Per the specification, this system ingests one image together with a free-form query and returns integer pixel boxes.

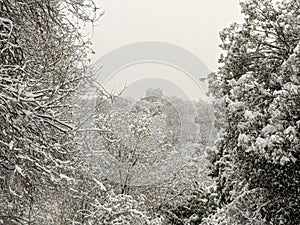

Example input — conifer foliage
[205,0,300,224]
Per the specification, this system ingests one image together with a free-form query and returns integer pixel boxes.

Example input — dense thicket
[0,2,168,224]
[204,0,300,224]
[0,0,98,223]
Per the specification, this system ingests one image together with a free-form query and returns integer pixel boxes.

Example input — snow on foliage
[84,191,163,225]
[204,0,300,224]
[0,0,100,224]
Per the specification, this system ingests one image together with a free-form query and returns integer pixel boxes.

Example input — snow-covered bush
[82,191,163,225]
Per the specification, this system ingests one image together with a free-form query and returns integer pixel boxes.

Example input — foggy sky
[87,0,244,71]
[84,1,245,100]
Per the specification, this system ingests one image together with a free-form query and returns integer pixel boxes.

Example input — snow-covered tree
[205,0,300,224]
[95,94,215,224]
[0,1,100,223]
[81,190,163,225]
[95,96,180,192]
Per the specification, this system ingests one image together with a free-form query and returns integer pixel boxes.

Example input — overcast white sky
[88,0,244,71]
[85,0,245,100]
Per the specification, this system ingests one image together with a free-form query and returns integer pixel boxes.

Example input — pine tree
[205,0,300,224]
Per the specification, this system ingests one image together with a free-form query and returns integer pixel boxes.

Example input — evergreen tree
[205,0,300,224]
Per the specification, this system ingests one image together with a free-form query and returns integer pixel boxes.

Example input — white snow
[15,165,24,177]
[261,125,276,135]
[255,137,268,149]
[93,178,107,191]
[8,141,13,150]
